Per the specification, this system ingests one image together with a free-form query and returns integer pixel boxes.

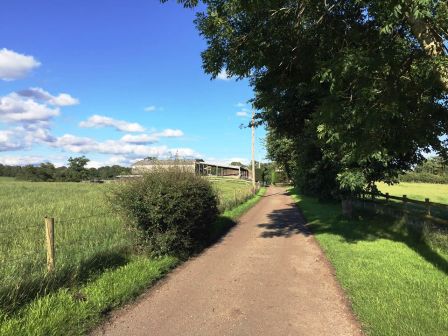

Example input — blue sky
[0,0,266,167]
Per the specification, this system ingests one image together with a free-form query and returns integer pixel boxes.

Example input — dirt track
[94,186,363,336]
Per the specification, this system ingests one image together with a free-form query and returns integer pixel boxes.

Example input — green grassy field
[377,182,448,204]
[0,177,254,314]
[291,191,448,336]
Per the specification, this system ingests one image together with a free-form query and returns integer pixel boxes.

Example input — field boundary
[0,187,267,336]
[357,192,448,229]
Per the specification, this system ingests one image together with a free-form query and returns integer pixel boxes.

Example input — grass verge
[290,190,448,336]
[210,187,267,241]
[0,187,266,336]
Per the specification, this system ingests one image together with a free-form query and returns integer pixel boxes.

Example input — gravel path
[94,186,363,336]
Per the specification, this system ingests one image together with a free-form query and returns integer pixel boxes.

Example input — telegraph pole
[251,110,256,188]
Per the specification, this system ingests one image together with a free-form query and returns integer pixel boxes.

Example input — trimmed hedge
[109,167,219,257]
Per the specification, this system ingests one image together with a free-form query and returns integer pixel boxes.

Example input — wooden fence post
[385,193,389,204]
[403,195,407,213]
[425,198,431,216]
[45,217,55,272]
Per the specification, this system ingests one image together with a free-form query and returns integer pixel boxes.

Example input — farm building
[132,159,250,179]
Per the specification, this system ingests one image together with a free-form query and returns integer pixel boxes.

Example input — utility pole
[251,110,256,188]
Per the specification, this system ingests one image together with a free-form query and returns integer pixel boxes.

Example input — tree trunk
[407,16,448,91]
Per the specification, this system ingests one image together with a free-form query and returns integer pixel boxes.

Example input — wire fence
[0,186,261,270]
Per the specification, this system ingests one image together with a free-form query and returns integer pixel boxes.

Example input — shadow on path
[257,205,311,238]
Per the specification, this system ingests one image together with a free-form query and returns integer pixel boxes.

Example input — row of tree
[400,157,448,184]
[0,156,131,182]
[171,0,448,198]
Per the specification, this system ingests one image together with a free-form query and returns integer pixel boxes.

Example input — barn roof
[132,159,248,171]
[133,159,196,166]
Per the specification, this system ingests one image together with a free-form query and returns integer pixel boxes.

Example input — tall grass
[0,178,254,313]
[0,186,266,336]
[0,181,134,313]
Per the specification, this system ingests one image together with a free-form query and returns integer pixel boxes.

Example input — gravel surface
[93,186,363,336]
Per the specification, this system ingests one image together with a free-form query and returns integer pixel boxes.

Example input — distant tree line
[400,157,448,184]
[0,156,131,182]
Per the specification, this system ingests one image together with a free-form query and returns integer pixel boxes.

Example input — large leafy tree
[167,0,448,196]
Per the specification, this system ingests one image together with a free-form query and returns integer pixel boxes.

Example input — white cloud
[236,102,246,108]
[0,130,23,151]
[216,69,231,81]
[0,49,41,81]
[169,147,198,157]
[18,88,79,106]
[154,129,184,137]
[0,155,46,166]
[120,129,183,144]
[0,92,60,123]
[236,111,249,117]
[144,105,156,112]
[79,115,145,132]
[0,123,55,152]
[52,133,199,159]
[121,134,158,144]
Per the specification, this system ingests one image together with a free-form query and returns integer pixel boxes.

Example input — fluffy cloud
[0,124,55,152]
[0,88,77,151]
[0,92,60,123]
[120,129,183,144]
[0,49,41,81]
[0,130,23,151]
[236,102,246,108]
[79,115,145,132]
[18,88,79,106]
[120,134,158,144]
[0,155,46,166]
[51,133,199,160]
[154,129,184,137]
[0,88,79,125]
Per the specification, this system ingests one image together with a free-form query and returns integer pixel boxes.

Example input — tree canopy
[168,0,448,197]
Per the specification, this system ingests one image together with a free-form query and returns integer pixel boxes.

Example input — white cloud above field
[0,88,79,151]
[79,115,145,132]
[0,48,41,81]
[50,133,198,160]
[120,134,158,144]
[0,155,46,166]
[0,92,60,123]
[119,129,183,144]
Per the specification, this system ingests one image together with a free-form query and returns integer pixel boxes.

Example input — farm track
[94,186,363,336]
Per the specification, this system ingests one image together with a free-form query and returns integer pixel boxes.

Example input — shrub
[109,166,219,257]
